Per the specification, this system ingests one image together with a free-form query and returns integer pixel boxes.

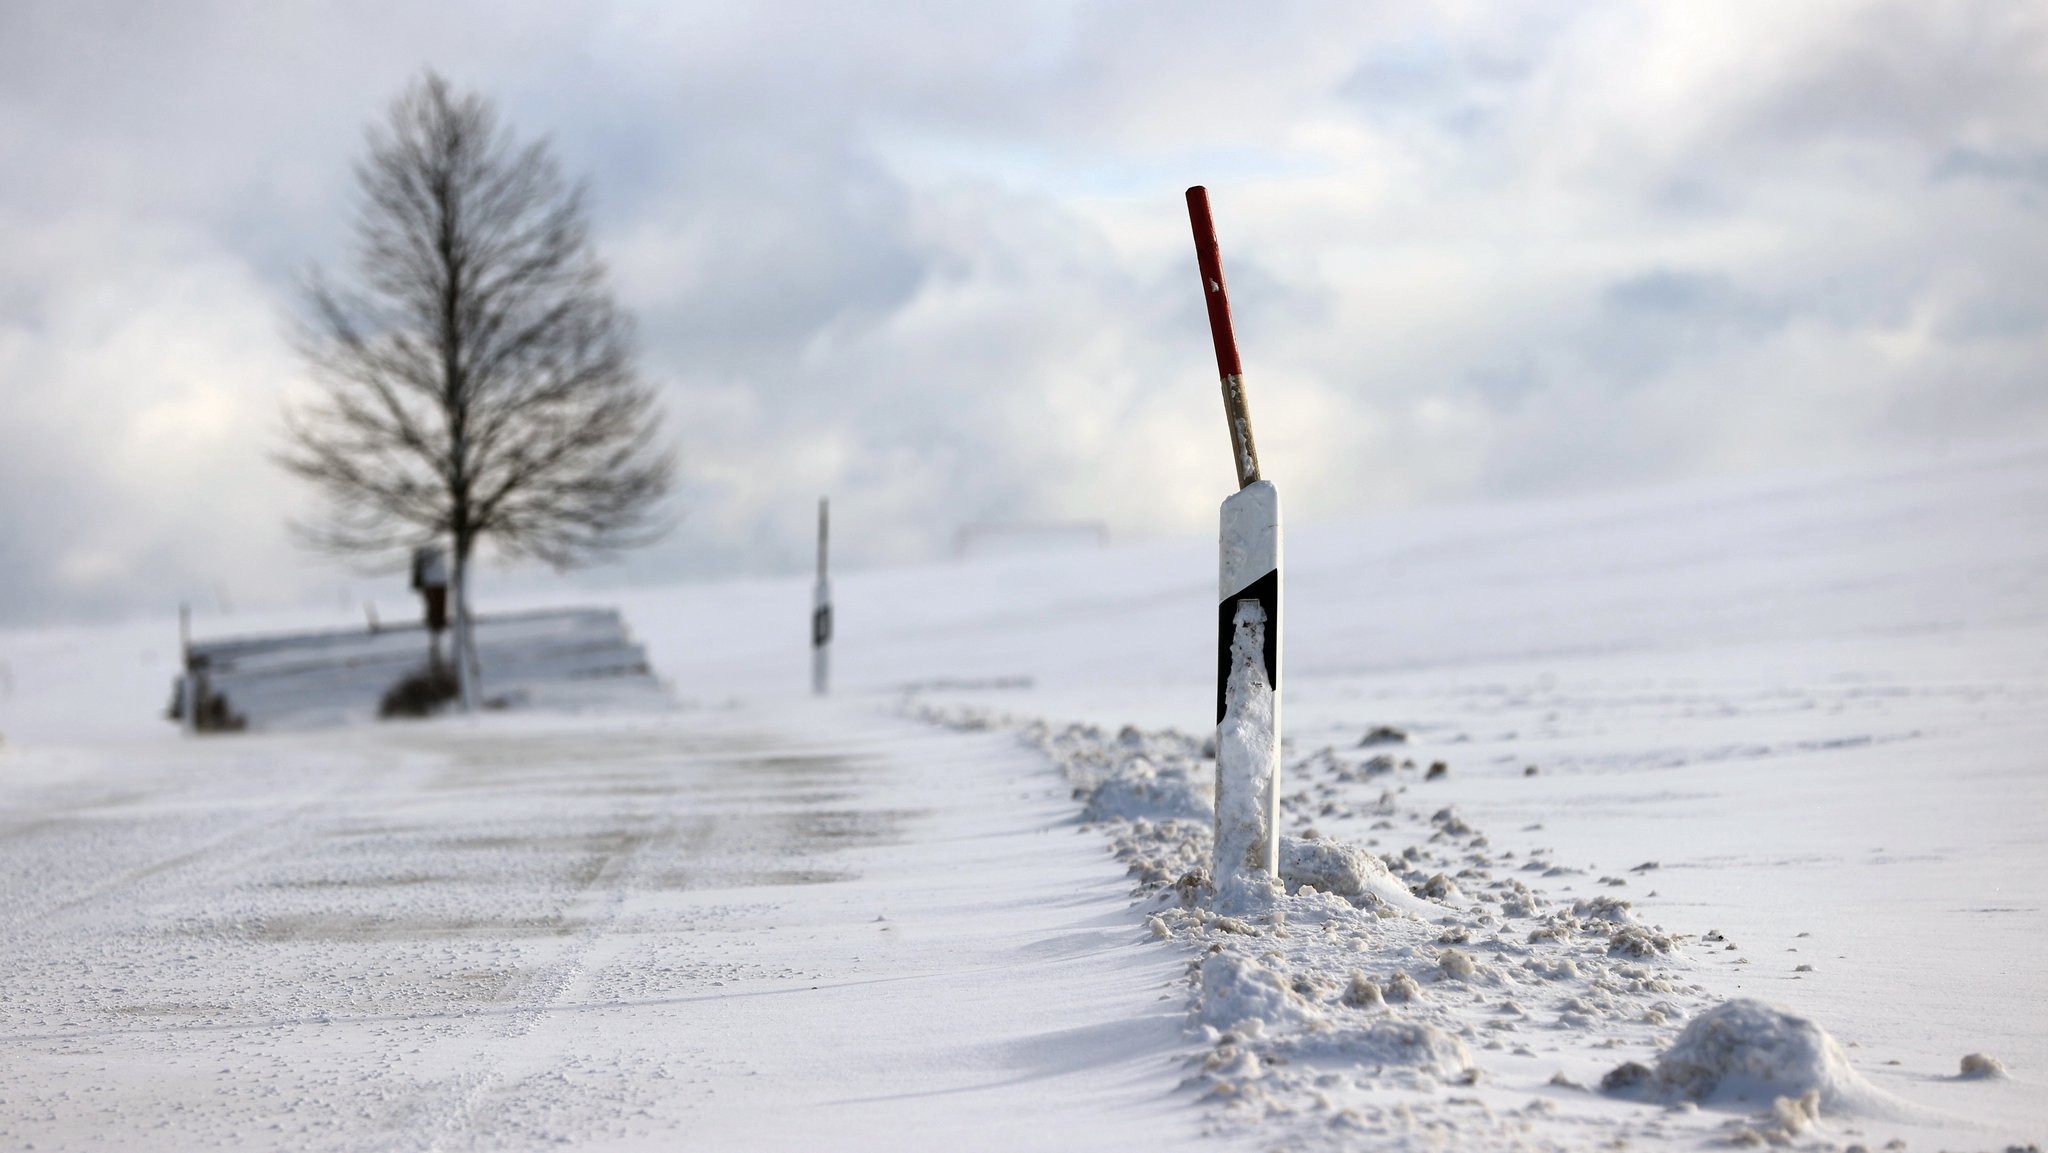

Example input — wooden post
[1187,185,1283,887]
[812,497,832,696]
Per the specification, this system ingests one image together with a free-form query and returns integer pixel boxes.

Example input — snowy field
[2,445,2044,1150]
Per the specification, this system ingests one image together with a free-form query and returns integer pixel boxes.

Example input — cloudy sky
[2,1,2044,626]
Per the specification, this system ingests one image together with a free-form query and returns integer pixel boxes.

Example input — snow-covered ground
[0,706,1198,1150]
[2,444,2044,1150]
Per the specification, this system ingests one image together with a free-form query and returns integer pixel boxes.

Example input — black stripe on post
[1215,568,1280,725]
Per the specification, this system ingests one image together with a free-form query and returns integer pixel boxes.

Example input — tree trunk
[452,545,478,714]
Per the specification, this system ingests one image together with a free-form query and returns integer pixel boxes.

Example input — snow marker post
[1188,185,1283,884]
[812,497,832,696]
[179,602,196,733]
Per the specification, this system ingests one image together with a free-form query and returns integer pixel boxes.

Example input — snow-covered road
[0,705,1201,1151]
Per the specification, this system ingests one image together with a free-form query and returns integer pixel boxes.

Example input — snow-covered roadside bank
[0,704,1210,1151]
[912,695,2043,1151]
[877,446,2048,1151]
[868,449,2048,1150]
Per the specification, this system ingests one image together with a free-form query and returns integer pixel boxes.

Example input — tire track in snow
[406,728,704,1152]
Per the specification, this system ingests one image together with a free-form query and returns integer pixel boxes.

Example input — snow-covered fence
[170,607,663,731]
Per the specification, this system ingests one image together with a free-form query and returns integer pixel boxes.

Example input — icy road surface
[0,705,1202,1151]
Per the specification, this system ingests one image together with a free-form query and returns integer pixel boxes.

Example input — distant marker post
[179,602,196,733]
[812,497,832,696]
[1187,185,1283,884]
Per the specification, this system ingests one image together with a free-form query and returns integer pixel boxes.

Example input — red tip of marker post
[1185,187,1243,380]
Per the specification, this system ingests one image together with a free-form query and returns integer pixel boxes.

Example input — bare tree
[280,72,673,711]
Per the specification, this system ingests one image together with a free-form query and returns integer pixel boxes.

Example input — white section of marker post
[1217,481,1282,882]
[1188,185,1282,889]
[1219,482,1279,602]
[812,497,832,696]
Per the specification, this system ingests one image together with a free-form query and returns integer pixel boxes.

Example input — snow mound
[1082,754,1213,824]
[1957,1052,2008,1080]
[1612,998,1903,1116]
[1571,895,1638,925]
[1197,952,1473,1081]
[1287,1018,1474,1080]
[1277,834,1435,915]
[1199,951,1314,1034]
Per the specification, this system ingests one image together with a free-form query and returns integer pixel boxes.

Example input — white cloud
[1,0,2044,623]
[0,209,320,616]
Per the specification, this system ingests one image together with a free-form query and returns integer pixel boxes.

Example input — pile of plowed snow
[914,705,1916,1150]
